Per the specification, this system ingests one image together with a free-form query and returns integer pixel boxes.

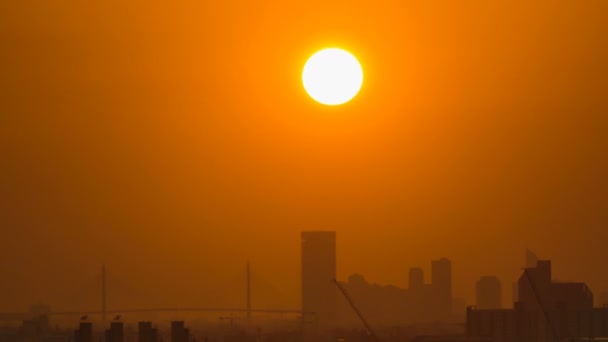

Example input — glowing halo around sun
[302,48,363,106]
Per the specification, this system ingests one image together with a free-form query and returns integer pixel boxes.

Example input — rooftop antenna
[246,262,251,321]
[102,264,107,327]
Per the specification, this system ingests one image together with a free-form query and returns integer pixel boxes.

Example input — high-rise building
[138,322,157,342]
[301,231,337,325]
[467,260,600,342]
[171,321,189,342]
[476,276,502,309]
[21,316,49,341]
[105,322,124,342]
[518,260,552,311]
[75,322,93,342]
[431,258,452,318]
[518,260,592,311]
[525,249,538,268]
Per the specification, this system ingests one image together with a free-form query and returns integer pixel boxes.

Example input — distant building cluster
[475,276,501,310]
[300,231,455,325]
[336,258,453,325]
[4,232,608,342]
[72,321,186,342]
[467,260,608,342]
[300,232,608,342]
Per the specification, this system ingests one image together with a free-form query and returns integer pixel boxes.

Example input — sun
[302,48,363,106]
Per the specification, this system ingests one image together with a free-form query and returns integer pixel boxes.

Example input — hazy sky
[1,0,608,312]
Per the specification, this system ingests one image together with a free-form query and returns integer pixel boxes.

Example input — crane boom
[522,268,560,342]
[333,279,380,341]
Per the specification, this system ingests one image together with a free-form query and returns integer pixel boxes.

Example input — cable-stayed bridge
[0,263,311,322]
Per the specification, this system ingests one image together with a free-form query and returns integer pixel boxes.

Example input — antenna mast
[102,264,107,326]
[247,263,251,320]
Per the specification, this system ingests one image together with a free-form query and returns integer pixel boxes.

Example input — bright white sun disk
[302,48,363,106]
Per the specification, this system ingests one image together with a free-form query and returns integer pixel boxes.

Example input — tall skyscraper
[138,322,158,342]
[432,258,452,318]
[105,322,124,342]
[525,248,538,268]
[476,276,502,309]
[171,321,189,342]
[518,260,552,311]
[301,231,337,325]
[75,322,93,342]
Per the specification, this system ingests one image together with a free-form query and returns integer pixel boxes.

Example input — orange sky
[1,0,608,313]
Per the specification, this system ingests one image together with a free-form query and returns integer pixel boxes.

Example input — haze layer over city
[1,1,608,342]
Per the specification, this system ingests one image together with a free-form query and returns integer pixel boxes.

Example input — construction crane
[522,268,560,342]
[333,279,381,342]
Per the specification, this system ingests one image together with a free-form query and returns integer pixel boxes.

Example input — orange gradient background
[1,0,608,312]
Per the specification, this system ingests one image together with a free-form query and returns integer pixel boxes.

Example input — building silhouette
[432,258,453,319]
[171,321,190,342]
[20,315,50,342]
[476,276,502,309]
[338,273,408,324]
[511,249,539,306]
[467,259,607,342]
[337,258,455,325]
[74,322,92,342]
[518,260,592,311]
[105,322,124,342]
[138,322,158,342]
[525,249,538,268]
[301,231,337,325]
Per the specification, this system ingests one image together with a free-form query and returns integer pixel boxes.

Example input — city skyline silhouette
[5,231,608,342]
[2,0,608,341]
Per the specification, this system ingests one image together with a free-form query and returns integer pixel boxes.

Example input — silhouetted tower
[525,248,538,268]
[75,322,93,342]
[476,276,502,309]
[518,260,552,311]
[247,263,251,320]
[105,322,124,342]
[432,258,452,318]
[102,264,107,327]
[301,231,337,325]
[518,260,593,312]
[409,267,424,291]
[171,321,189,342]
[138,322,158,342]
